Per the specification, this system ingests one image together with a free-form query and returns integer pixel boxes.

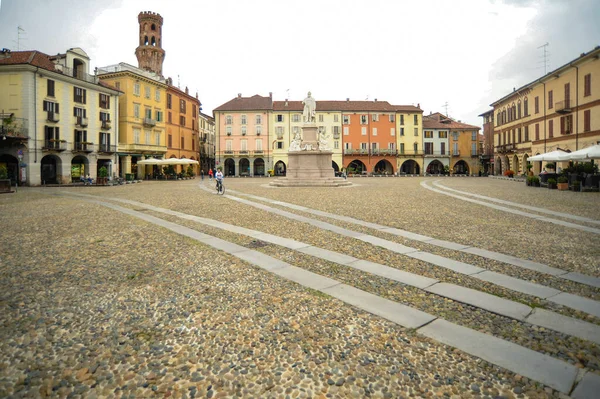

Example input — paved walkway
[58,185,600,397]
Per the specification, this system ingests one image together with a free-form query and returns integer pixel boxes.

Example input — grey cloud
[0,0,123,54]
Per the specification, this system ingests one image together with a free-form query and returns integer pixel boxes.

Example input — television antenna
[537,42,550,75]
[442,101,449,116]
[13,26,27,51]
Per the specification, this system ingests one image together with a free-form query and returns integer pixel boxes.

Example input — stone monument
[270,92,351,187]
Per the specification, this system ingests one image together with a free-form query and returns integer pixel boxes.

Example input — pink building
[213,93,272,176]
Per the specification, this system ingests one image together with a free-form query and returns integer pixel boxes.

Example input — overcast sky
[1,0,598,126]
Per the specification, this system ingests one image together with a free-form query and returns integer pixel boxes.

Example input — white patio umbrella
[556,144,600,161]
[137,158,163,165]
[528,150,568,162]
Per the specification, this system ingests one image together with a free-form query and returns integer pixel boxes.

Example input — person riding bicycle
[215,168,224,192]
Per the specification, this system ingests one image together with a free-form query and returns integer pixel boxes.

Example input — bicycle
[215,179,225,195]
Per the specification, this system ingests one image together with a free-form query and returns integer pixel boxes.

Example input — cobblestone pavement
[0,176,598,398]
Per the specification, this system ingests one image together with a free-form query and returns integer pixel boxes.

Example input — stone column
[122,155,132,175]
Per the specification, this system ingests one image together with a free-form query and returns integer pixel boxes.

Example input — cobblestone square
[1,177,598,398]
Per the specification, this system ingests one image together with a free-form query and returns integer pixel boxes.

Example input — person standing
[208,168,213,181]
[201,169,204,180]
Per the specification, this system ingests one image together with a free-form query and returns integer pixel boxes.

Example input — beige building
[0,48,120,186]
[490,46,600,175]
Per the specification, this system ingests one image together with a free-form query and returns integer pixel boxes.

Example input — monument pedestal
[270,96,351,187]
[270,150,351,187]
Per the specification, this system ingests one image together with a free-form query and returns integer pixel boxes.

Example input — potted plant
[0,164,11,192]
[531,176,540,187]
[557,176,569,190]
[97,166,108,185]
[547,177,557,189]
[186,165,194,179]
[572,180,581,192]
[545,162,556,171]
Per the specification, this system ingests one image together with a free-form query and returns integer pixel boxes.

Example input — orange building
[338,101,399,174]
[165,80,201,175]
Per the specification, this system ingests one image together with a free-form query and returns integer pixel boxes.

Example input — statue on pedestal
[289,132,302,152]
[318,129,331,151]
[302,91,316,123]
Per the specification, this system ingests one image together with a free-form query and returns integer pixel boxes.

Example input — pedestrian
[208,168,213,181]
[201,169,204,180]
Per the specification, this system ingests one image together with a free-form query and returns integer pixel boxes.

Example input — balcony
[452,150,460,156]
[43,139,67,151]
[495,144,515,153]
[424,151,450,157]
[97,144,116,153]
[276,133,284,140]
[371,149,397,156]
[224,150,234,155]
[143,118,156,127]
[47,111,59,122]
[332,132,340,139]
[73,142,94,153]
[555,99,572,114]
[77,116,88,127]
[397,150,424,157]
[101,120,112,130]
[343,149,369,155]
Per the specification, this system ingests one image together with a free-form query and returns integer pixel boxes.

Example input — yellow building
[165,80,201,176]
[396,106,424,174]
[199,112,216,173]
[490,46,600,175]
[0,48,120,185]
[97,63,167,179]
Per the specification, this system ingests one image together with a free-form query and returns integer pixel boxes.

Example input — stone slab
[548,293,600,318]
[417,319,578,394]
[561,272,600,289]
[296,246,358,265]
[424,283,532,320]
[347,260,438,289]
[378,228,432,241]
[252,232,310,250]
[474,271,562,299]
[272,266,341,291]
[572,371,600,399]
[357,235,416,254]
[526,308,600,345]
[408,252,485,275]
[461,247,565,276]
[234,250,290,271]
[197,237,249,254]
[423,239,471,251]
[322,284,436,329]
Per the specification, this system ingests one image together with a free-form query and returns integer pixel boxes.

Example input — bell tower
[135,11,165,76]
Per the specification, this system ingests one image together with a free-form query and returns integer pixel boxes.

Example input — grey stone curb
[433,180,600,225]
[231,187,600,289]
[421,181,600,234]
[221,192,600,317]
[72,194,592,396]
[418,319,578,394]
[70,191,600,345]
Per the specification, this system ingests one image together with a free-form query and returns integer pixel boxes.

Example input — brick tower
[135,11,165,76]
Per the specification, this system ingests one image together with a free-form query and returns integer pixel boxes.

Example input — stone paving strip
[431,180,600,226]
[67,194,591,395]
[201,187,600,319]
[72,192,600,347]
[420,180,600,235]
[230,187,600,290]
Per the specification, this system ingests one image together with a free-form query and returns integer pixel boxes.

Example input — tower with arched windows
[135,11,165,76]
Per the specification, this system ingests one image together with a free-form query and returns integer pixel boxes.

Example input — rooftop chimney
[346,98,349,101]
[269,92,272,99]
[185,86,189,95]
[237,93,241,99]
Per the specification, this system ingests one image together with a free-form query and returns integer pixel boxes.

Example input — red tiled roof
[213,94,273,111]
[271,100,423,113]
[423,112,480,130]
[0,50,57,72]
